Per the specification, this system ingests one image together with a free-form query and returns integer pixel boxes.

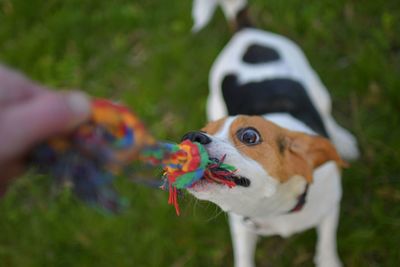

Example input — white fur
[192,0,219,32]
[192,0,247,32]
[207,28,359,160]
[188,114,343,267]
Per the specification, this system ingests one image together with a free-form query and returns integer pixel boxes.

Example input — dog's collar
[288,184,309,213]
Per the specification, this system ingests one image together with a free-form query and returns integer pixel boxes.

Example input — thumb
[0,91,91,161]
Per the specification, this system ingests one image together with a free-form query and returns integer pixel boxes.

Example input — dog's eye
[237,127,262,145]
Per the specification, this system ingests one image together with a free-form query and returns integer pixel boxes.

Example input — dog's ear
[285,132,347,182]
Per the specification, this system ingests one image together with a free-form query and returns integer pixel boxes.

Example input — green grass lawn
[0,0,399,266]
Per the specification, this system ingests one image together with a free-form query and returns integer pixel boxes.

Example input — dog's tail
[191,0,252,32]
[324,115,360,161]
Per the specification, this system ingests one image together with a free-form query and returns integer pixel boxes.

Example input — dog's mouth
[231,175,251,187]
[201,157,251,188]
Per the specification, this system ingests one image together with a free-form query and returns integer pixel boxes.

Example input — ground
[0,0,399,266]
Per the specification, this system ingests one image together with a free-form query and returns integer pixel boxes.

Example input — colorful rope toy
[31,99,237,214]
[141,140,237,215]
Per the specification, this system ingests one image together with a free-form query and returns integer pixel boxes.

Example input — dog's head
[183,115,345,217]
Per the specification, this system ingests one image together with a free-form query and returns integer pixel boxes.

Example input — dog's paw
[235,262,255,267]
[314,255,343,267]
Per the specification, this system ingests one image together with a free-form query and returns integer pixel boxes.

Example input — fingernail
[65,91,91,121]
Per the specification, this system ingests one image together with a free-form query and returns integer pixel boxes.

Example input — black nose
[181,131,211,145]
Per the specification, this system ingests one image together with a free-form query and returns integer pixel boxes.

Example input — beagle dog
[184,0,360,266]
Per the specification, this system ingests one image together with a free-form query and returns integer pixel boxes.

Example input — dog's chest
[231,161,342,238]
[238,210,322,238]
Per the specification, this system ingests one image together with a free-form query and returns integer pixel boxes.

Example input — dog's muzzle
[182,131,251,187]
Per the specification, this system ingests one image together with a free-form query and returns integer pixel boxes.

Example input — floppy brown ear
[287,132,348,182]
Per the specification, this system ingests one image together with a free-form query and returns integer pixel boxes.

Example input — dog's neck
[259,175,309,217]
[219,174,309,218]
[241,184,309,230]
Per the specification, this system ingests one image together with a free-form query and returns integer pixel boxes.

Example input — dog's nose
[181,131,211,145]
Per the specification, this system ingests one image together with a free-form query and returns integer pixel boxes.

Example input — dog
[181,1,360,266]
[183,115,345,267]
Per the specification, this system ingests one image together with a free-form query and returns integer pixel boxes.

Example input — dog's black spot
[242,216,260,229]
[221,74,329,137]
[243,216,251,222]
[242,44,280,64]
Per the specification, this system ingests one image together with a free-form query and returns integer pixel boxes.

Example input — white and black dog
[181,1,360,267]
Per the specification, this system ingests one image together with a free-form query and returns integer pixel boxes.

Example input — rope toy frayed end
[142,141,237,215]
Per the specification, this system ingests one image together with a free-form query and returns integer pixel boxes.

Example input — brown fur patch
[227,115,345,183]
[201,117,228,135]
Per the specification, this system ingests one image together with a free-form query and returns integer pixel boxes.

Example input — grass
[0,0,399,266]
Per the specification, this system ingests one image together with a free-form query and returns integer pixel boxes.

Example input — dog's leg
[229,213,258,267]
[314,206,342,267]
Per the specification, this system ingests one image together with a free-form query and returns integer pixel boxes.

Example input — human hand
[0,64,91,195]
